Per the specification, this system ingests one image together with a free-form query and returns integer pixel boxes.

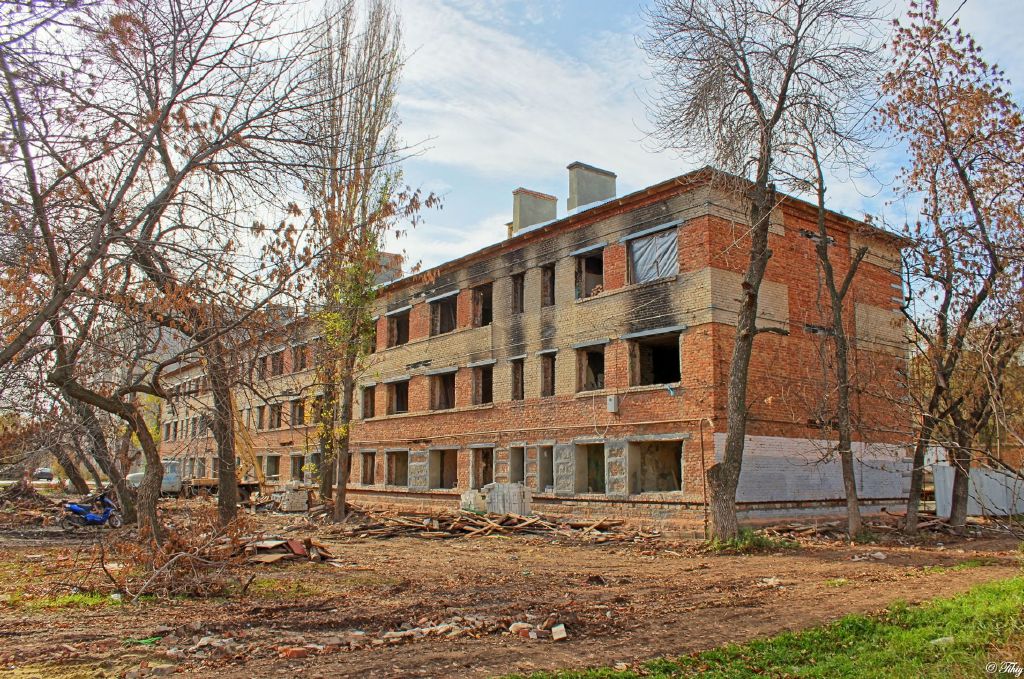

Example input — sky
[387,0,1024,272]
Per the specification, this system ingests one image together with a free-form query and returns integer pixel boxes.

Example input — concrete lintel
[360,381,377,388]
[466,358,497,368]
[568,241,608,258]
[571,436,605,445]
[428,445,460,451]
[619,219,682,243]
[469,443,496,449]
[621,325,687,340]
[381,374,410,384]
[506,353,527,361]
[385,304,411,317]
[384,447,409,453]
[424,289,460,305]
[625,433,692,443]
[424,366,459,376]
[571,338,610,349]
[358,448,377,454]
[535,348,559,356]
[508,441,529,449]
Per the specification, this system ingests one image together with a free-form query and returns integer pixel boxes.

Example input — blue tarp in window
[629,228,678,283]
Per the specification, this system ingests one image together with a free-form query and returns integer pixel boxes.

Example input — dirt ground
[0,501,1020,679]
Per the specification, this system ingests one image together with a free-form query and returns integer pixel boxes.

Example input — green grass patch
[922,558,996,575]
[704,528,799,554]
[512,577,1024,678]
[25,591,113,609]
[825,577,849,588]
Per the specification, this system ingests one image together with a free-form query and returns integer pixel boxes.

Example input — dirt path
[0,524,1018,678]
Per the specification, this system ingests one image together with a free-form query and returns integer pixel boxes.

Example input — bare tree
[643,0,883,538]
[878,0,1024,534]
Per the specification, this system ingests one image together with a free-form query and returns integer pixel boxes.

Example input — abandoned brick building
[158,163,910,527]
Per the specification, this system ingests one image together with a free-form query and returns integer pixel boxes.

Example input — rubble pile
[760,510,1002,542]
[0,480,57,526]
[238,535,337,565]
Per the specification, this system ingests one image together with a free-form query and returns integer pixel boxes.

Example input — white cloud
[385,211,509,272]
[396,0,686,191]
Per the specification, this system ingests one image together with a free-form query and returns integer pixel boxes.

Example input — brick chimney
[567,161,616,212]
[508,187,557,237]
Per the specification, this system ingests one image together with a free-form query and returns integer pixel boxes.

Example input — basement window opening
[473,365,493,405]
[627,228,678,284]
[472,448,494,489]
[577,345,605,392]
[538,445,554,492]
[574,443,606,494]
[472,283,493,327]
[575,250,604,299]
[388,310,410,347]
[387,380,409,414]
[361,451,376,485]
[361,385,375,419]
[430,372,456,410]
[429,449,458,489]
[509,446,525,484]
[541,353,556,397]
[540,263,555,307]
[630,332,681,386]
[511,273,525,314]
[430,296,458,335]
[386,450,409,487]
[628,441,683,493]
[511,358,525,401]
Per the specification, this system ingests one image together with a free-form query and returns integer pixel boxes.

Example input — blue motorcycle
[60,492,123,530]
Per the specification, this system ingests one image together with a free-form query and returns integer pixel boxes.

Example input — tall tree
[643,0,882,538]
[879,0,1024,534]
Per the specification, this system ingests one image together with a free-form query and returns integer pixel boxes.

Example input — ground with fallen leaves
[0,498,1019,678]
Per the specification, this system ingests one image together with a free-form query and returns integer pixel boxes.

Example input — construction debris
[322,508,661,543]
[239,535,336,565]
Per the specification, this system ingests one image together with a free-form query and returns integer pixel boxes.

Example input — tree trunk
[205,345,239,526]
[707,183,774,539]
[948,437,972,534]
[318,380,338,500]
[333,363,356,522]
[905,387,942,534]
[53,445,90,494]
[76,448,105,491]
[66,393,137,522]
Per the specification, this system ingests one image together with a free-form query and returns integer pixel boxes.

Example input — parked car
[125,460,182,496]
[32,467,54,481]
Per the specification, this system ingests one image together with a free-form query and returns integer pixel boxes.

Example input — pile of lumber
[327,509,660,542]
[238,535,338,565]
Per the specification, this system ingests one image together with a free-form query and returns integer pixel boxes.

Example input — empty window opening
[197,457,207,477]
[628,441,683,493]
[388,310,409,347]
[430,296,458,335]
[538,445,554,492]
[472,448,494,489]
[472,283,493,327]
[574,443,606,494]
[265,455,280,481]
[292,344,307,371]
[511,358,525,401]
[541,353,556,397]
[290,455,304,481]
[388,380,409,414]
[430,372,456,410]
[511,273,525,314]
[627,228,678,284]
[540,263,555,307]
[429,449,458,489]
[509,447,525,484]
[576,251,604,299]
[631,332,681,386]
[361,452,376,485]
[255,405,266,430]
[269,403,282,429]
[577,345,605,392]
[368,322,377,353]
[473,365,493,405]
[386,450,409,486]
[290,399,304,427]
[361,385,376,419]
[271,351,284,376]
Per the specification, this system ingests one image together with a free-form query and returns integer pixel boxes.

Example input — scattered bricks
[279,647,309,659]
[551,624,568,641]
[508,622,532,634]
[518,629,531,638]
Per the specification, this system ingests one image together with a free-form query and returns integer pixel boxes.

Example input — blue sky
[389,0,1024,271]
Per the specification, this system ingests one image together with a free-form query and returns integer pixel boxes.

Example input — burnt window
[386,450,409,486]
[510,358,525,401]
[473,364,493,405]
[361,451,376,485]
[630,332,681,386]
[430,372,456,410]
[627,228,678,284]
[292,344,307,371]
[511,273,525,314]
[575,250,604,299]
[540,263,555,307]
[388,309,410,347]
[430,296,458,335]
[429,449,458,489]
[540,353,556,397]
[361,385,376,419]
[577,344,605,392]
[387,380,409,414]
[270,351,284,376]
[472,283,493,327]
[290,399,304,427]
[269,403,282,429]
